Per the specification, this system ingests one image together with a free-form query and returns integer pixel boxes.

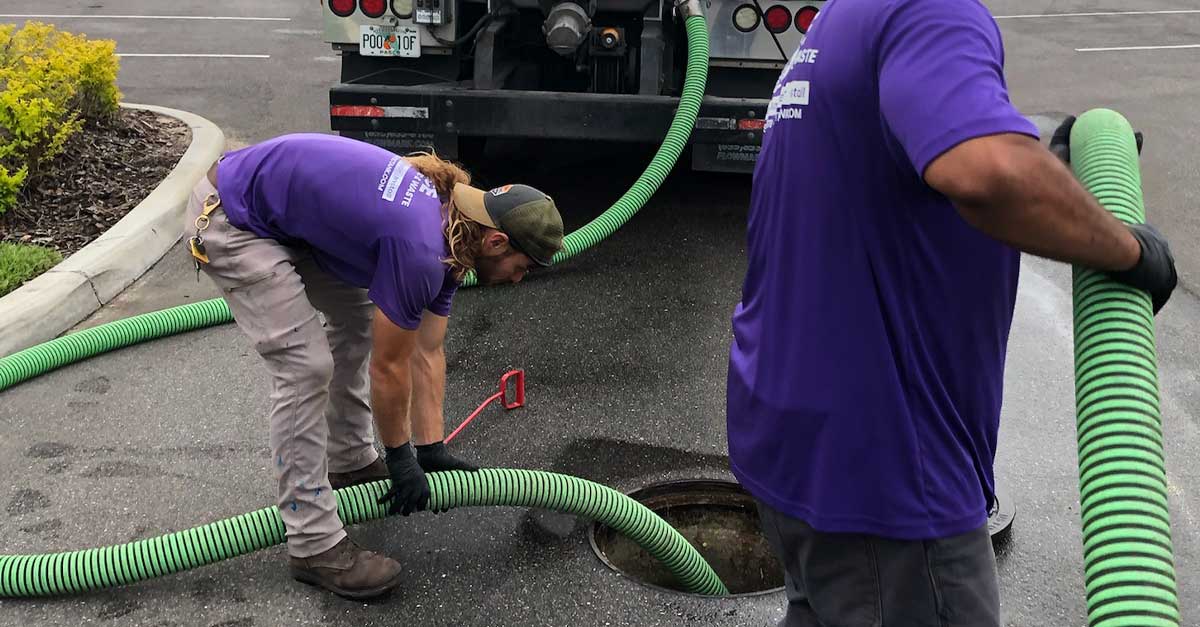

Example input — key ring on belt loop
[195,194,220,231]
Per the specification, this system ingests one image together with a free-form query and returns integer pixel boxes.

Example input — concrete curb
[0,103,225,358]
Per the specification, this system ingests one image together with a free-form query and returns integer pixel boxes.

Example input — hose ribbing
[0,469,728,598]
[0,298,232,392]
[1070,108,1179,627]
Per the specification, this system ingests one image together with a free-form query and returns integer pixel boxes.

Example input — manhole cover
[589,480,784,596]
[590,479,1016,596]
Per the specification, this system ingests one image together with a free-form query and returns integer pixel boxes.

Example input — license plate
[359,25,420,58]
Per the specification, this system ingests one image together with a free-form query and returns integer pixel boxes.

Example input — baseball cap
[451,183,564,266]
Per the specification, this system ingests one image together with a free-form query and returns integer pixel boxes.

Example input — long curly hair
[405,152,483,281]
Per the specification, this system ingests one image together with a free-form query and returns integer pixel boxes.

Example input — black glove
[416,441,480,473]
[376,442,430,516]
[1049,115,1076,163]
[1050,115,1144,164]
[1109,223,1177,314]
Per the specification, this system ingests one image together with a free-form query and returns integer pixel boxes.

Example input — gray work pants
[757,499,1001,627]
[184,176,378,557]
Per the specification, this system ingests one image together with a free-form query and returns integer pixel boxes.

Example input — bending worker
[727,0,1177,625]
[183,133,563,599]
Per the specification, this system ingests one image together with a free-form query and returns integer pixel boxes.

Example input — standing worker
[183,133,563,599]
[727,0,1177,625]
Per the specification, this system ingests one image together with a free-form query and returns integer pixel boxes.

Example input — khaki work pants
[184,175,378,558]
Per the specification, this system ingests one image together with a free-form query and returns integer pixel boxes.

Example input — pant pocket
[926,526,1000,627]
[804,536,882,627]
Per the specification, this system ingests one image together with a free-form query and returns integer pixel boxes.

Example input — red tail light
[329,0,356,17]
[764,5,791,34]
[738,118,766,131]
[360,0,387,17]
[795,6,819,32]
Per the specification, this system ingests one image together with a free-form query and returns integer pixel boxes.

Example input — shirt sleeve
[368,237,441,330]
[877,0,1040,176]
[427,270,459,318]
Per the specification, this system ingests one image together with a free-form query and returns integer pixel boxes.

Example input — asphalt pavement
[3,2,1200,626]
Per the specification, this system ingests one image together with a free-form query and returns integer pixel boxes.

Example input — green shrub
[0,164,25,212]
[0,242,63,297]
[0,22,122,215]
[72,35,121,120]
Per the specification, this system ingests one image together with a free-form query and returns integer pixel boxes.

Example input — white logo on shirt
[399,172,441,208]
[379,156,412,202]
[765,47,820,131]
[777,81,811,106]
[765,80,810,129]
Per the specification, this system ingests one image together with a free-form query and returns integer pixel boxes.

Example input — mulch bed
[0,108,191,257]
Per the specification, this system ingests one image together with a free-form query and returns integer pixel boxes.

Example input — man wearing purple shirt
[728,0,1177,624]
[183,133,563,599]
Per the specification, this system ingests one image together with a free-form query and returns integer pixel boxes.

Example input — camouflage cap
[451,183,564,266]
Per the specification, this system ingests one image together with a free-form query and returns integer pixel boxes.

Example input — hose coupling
[674,0,704,19]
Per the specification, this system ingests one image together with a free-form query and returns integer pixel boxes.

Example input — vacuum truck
[322,0,823,172]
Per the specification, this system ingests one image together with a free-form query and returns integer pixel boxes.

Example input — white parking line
[995,9,1200,19]
[117,53,271,58]
[1076,44,1200,52]
[0,14,290,21]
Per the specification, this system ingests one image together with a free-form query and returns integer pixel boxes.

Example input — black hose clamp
[674,0,703,19]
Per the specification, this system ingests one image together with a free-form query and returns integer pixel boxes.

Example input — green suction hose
[0,15,711,388]
[0,299,232,392]
[1070,109,1179,626]
[459,14,710,287]
[0,469,728,597]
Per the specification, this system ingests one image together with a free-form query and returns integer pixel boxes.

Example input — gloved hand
[1049,115,1075,163]
[376,442,430,516]
[1109,223,1178,314]
[1050,115,1143,164]
[416,441,480,473]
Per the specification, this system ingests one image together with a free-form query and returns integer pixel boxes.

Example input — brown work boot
[329,457,389,490]
[289,537,402,599]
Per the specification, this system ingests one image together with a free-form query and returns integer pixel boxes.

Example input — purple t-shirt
[216,134,457,330]
[727,0,1039,539]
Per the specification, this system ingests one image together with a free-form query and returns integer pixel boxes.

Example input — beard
[474,254,507,285]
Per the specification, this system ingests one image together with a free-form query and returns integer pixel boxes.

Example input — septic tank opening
[589,480,784,596]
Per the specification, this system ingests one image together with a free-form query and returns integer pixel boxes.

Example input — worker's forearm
[369,359,413,448]
[955,147,1140,272]
[409,345,447,445]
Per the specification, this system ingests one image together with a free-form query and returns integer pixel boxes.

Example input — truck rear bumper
[329,82,767,172]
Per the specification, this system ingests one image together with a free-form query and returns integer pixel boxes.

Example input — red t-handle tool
[444,370,525,444]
